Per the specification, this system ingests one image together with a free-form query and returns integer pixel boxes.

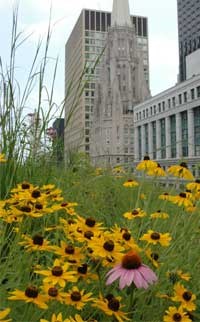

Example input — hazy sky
[0,0,179,114]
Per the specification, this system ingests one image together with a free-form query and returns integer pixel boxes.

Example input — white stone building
[134,74,200,176]
[90,0,150,167]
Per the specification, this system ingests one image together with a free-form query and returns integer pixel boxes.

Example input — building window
[172,96,176,107]
[162,101,165,111]
[85,10,89,30]
[96,12,100,31]
[196,86,200,98]
[138,17,142,36]
[138,126,142,160]
[181,111,188,157]
[101,12,106,32]
[168,98,171,108]
[194,107,200,156]
[152,121,156,159]
[145,124,148,154]
[91,11,95,30]
[153,105,156,114]
[178,94,182,105]
[170,115,176,158]
[150,106,152,115]
[143,18,147,37]
[160,119,166,159]
[191,88,195,100]
[158,103,161,112]
[183,91,187,103]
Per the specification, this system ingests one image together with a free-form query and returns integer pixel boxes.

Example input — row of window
[136,85,200,121]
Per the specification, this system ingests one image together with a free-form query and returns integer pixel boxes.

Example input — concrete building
[91,0,150,167]
[64,4,149,158]
[177,0,200,81]
[134,74,200,175]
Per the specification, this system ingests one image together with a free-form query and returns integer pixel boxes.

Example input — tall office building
[91,0,150,167]
[177,0,200,81]
[64,4,149,157]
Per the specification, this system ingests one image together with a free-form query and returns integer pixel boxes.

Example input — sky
[0,0,179,117]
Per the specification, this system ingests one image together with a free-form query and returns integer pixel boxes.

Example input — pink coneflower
[106,250,158,290]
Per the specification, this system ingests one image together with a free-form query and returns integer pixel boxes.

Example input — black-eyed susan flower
[163,306,192,322]
[35,259,77,287]
[186,179,200,191]
[140,230,172,246]
[41,284,66,303]
[8,286,48,309]
[136,155,157,172]
[52,241,85,264]
[0,154,7,163]
[106,250,157,290]
[112,166,125,176]
[145,248,161,268]
[19,234,54,252]
[110,226,141,252]
[123,208,146,220]
[40,313,68,322]
[0,308,11,322]
[159,192,171,201]
[92,294,130,322]
[64,286,93,310]
[147,163,166,177]
[170,193,193,208]
[166,270,191,283]
[150,210,169,219]
[167,163,194,180]
[123,179,139,187]
[171,283,196,311]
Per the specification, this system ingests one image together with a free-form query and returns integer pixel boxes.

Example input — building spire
[111,0,132,27]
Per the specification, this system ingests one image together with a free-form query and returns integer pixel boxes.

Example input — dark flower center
[20,206,31,213]
[150,232,160,240]
[122,251,142,269]
[127,179,133,182]
[77,263,88,274]
[61,202,68,207]
[143,155,150,160]
[68,219,75,225]
[172,313,182,322]
[157,163,161,168]
[103,240,115,252]
[164,192,169,195]
[195,179,200,183]
[71,291,81,301]
[179,192,186,198]
[108,298,120,311]
[183,291,192,301]
[31,190,41,198]
[132,209,139,216]
[85,217,96,227]
[157,210,161,213]
[35,203,43,210]
[65,245,75,254]
[122,232,131,241]
[105,293,115,301]
[25,286,38,298]
[48,287,58,297]
[32,234,44,246]
[21,182,30,189]
[150,252,159,261]
[84,231,94,240]
[52,266,63,276]
[180,162,188,168]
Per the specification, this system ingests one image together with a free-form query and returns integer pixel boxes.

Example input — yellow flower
[64,286,93,310]
[150,210,169,219]
[147,163,166,176]
[123,179,139,187]
[8,286,48,309]
[40,313,68,322]
[136,156,157,172]
[112,166,125,175]
[110,225,141,252]
[0,308,12,322]
[140,230,172,246]
[0,154,7,163]
[35,259,77,287]
[186,179,200,191]
[163,306,192,322]
[145,248,161,268]
[170,193,193,208]
[167,163,194,180]
[123,208,146,220]
[166,270,191,283]
[171,283,196,311]
[52,241,85,265]
[19,234,54,252]
[41,284,66,302]
[92,295,130,322]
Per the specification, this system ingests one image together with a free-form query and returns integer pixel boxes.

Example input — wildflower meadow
[0,7,200,322]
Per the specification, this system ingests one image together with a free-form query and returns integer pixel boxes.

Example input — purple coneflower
[106,250,158,290]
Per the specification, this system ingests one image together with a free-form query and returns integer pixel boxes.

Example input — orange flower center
[122,250,142,269]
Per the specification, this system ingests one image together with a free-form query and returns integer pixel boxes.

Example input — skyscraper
[91,0,150,167]
[64,4,149,158]
[177,0,200,81]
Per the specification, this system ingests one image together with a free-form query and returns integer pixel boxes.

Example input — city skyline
[0,0,178,112]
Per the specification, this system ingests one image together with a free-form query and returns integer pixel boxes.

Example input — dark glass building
[177,0,200,81]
